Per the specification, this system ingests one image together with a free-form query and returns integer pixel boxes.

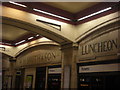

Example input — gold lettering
[81,39,118,55]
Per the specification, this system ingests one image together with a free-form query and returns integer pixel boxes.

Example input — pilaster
[61,43,78,89]
[9,57,16,89]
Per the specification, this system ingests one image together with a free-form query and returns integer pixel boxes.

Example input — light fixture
[15,40,26,45]
[28,37,34,40]
[4,43,12,45]
[33,8,71,21]
[36,34,39,37]
[0,42,11,45]
[78,7,112,21]
[9,1,27,8]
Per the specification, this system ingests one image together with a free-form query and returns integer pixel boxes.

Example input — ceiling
[2,24,29,41]
[1,24,41,45]
[44,2,99,13]
[1,2,101,46]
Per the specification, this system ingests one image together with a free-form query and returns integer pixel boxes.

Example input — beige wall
[2,54,10,70]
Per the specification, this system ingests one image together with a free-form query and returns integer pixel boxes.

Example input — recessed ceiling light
[4,43,11,45]
[78,7,112,21]
[36,34,39,37]
[33,8,71,21]
[28,37,34,40]
[15,40,26,45]
[0,42,11,45]
[9,1,27,8]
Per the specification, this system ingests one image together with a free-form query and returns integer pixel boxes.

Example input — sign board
[79,63,120,73]
[16,50,61,67]
[80,39,117,55]
[48,68,62,74]
[78,30,118,60]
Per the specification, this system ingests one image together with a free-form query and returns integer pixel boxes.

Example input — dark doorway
[78,72,120,90]
[47,74,61,90]
[15,75,21,89]
[78,75,105,90]
[35,67,46,90]
[105,75,120,89]
[15,69,25,90]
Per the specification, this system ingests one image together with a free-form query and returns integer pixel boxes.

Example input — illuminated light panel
[28,37,34,40]
[9,1,27,7]
[3,43,12,45]
[15,40,26,45]
[78,7,112,21]
[33,8,71,21]
[40,37,51,41]
[36,34,39,37]
[0,42,11,45]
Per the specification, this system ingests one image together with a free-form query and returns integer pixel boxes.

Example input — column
[61,43,78,89]
[9,57,16,89]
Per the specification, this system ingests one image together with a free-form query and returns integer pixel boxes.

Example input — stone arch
[15,42,60,57]
[2,5,73,44]
[76,17,120,43]
[15,44,61,68]
[2,16,72,45]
